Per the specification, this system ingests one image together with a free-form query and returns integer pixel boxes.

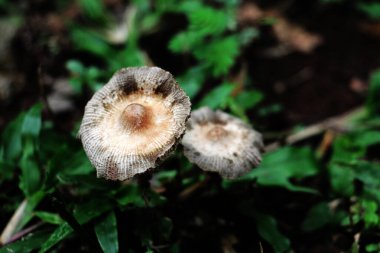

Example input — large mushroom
[181,107,263,179]
[79,66,191,180]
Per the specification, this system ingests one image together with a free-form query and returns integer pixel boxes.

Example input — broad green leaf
[238,147,318,193]
[235,90,263,110]
[253,212,290,253]
[78,0,106,22]
[39,198,114,252]
[199,82,235,109]
[362,200,379,228]
[19,138,41,196]
[168,31,202,53]
[38,223,73,253]
[357,3,380,20]
[329,164,355,197]
[66,59,84,74]
[177,66,205,99]
[352,130,380,147]
[95,212,118,253]
[70,28,113,57]
[2,112,25,161]
[21,103,42,137]
[366,243,380,252]
[35,211,64,225]
[0,230,51,253]
[302,202,332,231]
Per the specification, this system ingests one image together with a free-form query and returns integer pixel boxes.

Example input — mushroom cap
[79,67,191,180]
[181,107,263,179]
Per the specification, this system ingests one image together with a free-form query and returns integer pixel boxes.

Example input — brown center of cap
[207,125,228,141]
[121,103,149,133]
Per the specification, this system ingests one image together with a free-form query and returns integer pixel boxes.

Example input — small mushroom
[79,67,191,180]
[181,107,263,179]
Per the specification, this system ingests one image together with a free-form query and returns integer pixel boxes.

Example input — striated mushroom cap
[79,67,191,180]
[181,107,263,179]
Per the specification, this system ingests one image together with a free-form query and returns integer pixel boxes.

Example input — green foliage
[66,60,103,92]
[3,0,380,252]
[78,0,107,22]
[34,211,64,225]
[302,202,332,231]
[188,7,230,36]
[95,212,119,253]
[0,230,52,253]
[239,201,291,253]
[168,1,249,78]
[199,82,235,109]
[194,36,240,77]
[366,69,380,116]
[253,212,291,253]
[229,146,319,193]
[357,3,380,20]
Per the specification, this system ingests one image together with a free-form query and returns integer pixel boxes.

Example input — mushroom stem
[121,103,148,132]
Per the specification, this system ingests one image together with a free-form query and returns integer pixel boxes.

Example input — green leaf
[235,90,263,110]
[78,0,106,22]
[238,27,260,46]
[366,69,380,116]
[352,130,380,147]
[38,223,73,253]
[357,3,380,20]
[0,230,51,253]
[302,202,332,231]
[115,185,145,207]
[177,66,205,99]
[168,31,202,53]
[21,103,42,137]
[362,200,379,228]
[366,243,380,252]
[194,36,239,77]
[35,211,64,225]
[15,104,43,196]
[19,138,41,196]
[253,212,291,253]
[70,27,113,57]
[39,198,114,252]
[95,212,119,253]
[199,82,235,109]
[66,59,84,74]
[188,7,229,36]
[329,164,355,197]
[16,191,46,232]
[1,112,24,163]
[235,147,319,193]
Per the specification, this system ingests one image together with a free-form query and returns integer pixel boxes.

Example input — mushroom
[181,107,263,179]
[79,66,191,180]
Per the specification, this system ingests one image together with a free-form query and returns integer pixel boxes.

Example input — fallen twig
[264,106,364,152]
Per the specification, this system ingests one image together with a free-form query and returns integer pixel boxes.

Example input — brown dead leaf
[359,21,380,38]
[238,2,265,24]
[237,3,323,53]
[350,77,367,93]
[272,15,323,53]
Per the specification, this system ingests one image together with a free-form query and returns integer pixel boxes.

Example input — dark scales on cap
[120,75,138,96]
